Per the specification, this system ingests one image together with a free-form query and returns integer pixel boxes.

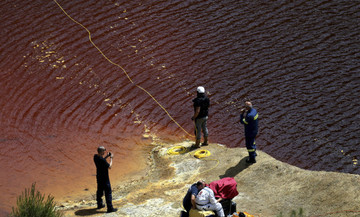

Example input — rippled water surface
[0,0,359,214]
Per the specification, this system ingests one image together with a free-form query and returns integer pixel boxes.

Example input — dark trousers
[183,202,191,213]
[245,136,257,160]
[96,181,113,210]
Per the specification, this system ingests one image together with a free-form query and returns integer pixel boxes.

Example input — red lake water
[0,0,359,214]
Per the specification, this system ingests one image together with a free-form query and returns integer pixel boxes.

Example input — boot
[202,137,208,146]
[195,139,201,148]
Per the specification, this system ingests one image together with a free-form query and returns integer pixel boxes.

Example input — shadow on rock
[74,208,105,216]
[219,157,250,178]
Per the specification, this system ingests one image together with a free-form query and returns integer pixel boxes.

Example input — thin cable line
[53,0,193,137]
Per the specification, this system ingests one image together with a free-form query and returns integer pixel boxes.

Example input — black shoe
[246,158,256,164]
[201,143,209,146]
[190,145,200,150]
[97,204,105,209]
[107,208,118,213]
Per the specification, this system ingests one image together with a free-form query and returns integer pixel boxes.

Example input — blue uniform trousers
[245,136,257,160]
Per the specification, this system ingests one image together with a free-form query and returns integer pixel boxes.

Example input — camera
[107,152,112,157]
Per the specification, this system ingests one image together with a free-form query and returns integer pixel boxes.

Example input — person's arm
[208,189,217,204]
[109,153,113,168]
[240,109,247,124]
[191,194,196,209]
[192,107,200,120]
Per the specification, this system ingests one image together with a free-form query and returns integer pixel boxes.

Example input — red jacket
[208,177,239,199]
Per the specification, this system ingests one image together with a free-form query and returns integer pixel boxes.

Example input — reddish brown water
[1,0,359,214]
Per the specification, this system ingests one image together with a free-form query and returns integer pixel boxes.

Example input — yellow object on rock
[189,208,215,217]
[194,150,211,159]
[167,146,187,155]
[232,211,254,217]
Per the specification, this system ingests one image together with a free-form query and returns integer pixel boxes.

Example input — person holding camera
[93,146,117,213]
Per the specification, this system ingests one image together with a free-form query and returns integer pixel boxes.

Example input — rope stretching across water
[53,0,193,138]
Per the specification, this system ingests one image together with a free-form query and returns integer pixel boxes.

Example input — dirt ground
[60,140,360,217]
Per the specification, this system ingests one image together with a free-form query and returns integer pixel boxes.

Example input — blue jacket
[240,108,258,137]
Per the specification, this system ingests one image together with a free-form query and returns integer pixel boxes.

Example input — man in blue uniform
[191,86,210,148]
[182,180,205,216]
[240,101,259,163]
[93,146,117,213]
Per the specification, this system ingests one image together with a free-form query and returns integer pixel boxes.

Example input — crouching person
[195,186,225,217]
[182,180,206,217]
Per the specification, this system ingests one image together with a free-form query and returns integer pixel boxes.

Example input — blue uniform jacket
[240,108,259,137]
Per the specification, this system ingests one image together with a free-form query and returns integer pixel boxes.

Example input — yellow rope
[167,145,220,178]
[53,0,193,138]
[167,146,187,155]
[188,148,219,177]
[193,149,219,175]
[194,149,211,159]
[196,158,220,177]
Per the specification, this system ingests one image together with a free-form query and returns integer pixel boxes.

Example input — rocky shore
[58,140,360,217]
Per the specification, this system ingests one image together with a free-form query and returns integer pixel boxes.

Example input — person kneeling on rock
[195,185,225,217]
[182,180,205,215]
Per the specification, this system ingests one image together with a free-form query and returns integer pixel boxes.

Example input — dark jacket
[94,154,110,183]
[193,93,210,119]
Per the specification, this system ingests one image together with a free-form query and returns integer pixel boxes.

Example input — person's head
[245,101,252,110]
[196,86,205,97]
[196,180,206,190]
[97,146,106,156]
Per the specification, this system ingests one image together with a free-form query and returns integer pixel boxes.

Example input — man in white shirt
[195,186,225,217]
